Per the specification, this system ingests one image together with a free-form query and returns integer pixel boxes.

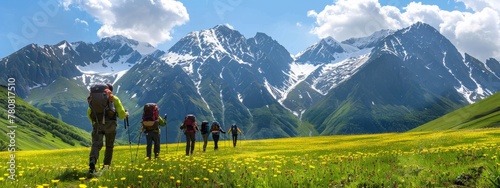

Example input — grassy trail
[1,128,500,187]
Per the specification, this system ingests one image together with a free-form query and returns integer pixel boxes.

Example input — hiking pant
[202,133,209,151]
[212,134,220,150]
[145,131,160,158]
[185,132,196,155]
[89,121,117,167]
[232,134,238,147]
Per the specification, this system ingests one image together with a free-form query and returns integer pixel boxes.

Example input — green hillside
[411,92,500,131]
[26,77,91,131]
[0,85,91,151]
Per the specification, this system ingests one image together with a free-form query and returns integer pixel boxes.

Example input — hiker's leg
[213,135,219,150]
[189,133,196,155]
[232,135,237,147]
[103,122,117,166]
[89,126,104,170]
[185,133,191,156]
[145,132,153,158]
[152,132,160,157]
[202,134,208,151]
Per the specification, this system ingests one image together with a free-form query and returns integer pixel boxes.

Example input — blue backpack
[231,124,238,135]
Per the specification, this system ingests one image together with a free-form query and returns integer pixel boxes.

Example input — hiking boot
[101,165,110,171]
[88,161,96,175]
[88,168,96,178]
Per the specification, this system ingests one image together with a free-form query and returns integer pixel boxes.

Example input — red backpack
[183,114,196,133]
[142,103,159,130]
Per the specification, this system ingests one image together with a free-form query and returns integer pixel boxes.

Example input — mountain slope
[3,23,500,140]
[0,86,91,150]
[411,92,500,131]
[302,22,498,135]
[113,25,300,141]
[26,77,91,131]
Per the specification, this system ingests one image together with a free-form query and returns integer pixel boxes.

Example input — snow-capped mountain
[0,36,160,98]
[0,36,161,132]
[2,22,499,140]
[342,29,393,49]
[115,25,299,141]
[302,22,500,135]
[295,36,359,64]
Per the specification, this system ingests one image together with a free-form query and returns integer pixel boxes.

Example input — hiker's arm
[87,108,92,123]
[227,128,232,134]
[159,116,166,126]
[238,128,243,134]
[113,96,128,120]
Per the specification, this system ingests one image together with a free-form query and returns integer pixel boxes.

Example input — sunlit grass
[1,128,500,187]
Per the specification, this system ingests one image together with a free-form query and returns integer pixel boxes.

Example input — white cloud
[74,18,89,26]
[63,0,189,47]
[308,0,500,61]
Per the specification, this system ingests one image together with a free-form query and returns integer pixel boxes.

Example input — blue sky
[1,0,498,61]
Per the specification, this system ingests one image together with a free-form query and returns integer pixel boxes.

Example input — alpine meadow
[2,0,500,187]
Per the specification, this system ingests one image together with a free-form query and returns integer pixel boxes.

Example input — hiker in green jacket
[87,83,128,176]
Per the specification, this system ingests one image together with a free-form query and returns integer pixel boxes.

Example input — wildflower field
[2,128,500,187]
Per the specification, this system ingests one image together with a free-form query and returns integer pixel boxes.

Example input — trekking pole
[124,110,133,163]
[134,128,143,162]
[164,114,168,154]
[176,128,181,153]
[197,131,201,152]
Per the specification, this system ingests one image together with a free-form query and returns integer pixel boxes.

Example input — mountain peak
[212,24,236,33]
[321,36,341,47]
[101,35,139,46]
[342,29,393,49]
[254,32,271,39]
[98,35,156,55]
[402,22,439,34]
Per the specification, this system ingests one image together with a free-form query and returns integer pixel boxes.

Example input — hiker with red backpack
[210,121,226,150]
[87,83,128,177]
[141,103,166,160]
[228,123,243,148]
[180,114,198,156]
[200,121,210,152]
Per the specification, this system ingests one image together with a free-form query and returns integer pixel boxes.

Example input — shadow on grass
[54,169,88,182]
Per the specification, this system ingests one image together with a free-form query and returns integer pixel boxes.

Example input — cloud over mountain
[308,0,500,61]
[63,0,189,46]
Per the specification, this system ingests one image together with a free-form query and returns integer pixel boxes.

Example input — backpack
[231,124,238,135]
[211,122,221,134]
[88,84,116,124]
[142,103,159,131]
[200,121,209,134]
[183,114,196,132]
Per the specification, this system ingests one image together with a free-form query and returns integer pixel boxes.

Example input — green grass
[1,128,500,187]
[411,92,500,131]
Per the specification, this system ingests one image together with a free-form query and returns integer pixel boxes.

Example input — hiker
[227,123,243,147]
[87,83,128,176]
[210,121,225,150]
[200,121,210,152]
[180,114,198,156]
[141,103,166,160]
